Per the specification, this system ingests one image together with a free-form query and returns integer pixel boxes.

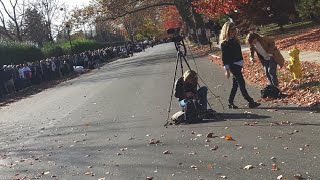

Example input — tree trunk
[15,22,22,41]
[174,0,206,44]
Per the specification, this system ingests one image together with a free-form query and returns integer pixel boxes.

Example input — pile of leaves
[274,26,320,51]
[208,52,320,107]
[188,45,214,57]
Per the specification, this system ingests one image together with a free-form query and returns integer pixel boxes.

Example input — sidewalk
[241,44,320,63]
[207,42,320,63]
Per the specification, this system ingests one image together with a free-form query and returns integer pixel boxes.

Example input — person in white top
[23,64,32,80]
[18,66,25,79]
[246,32,284,87]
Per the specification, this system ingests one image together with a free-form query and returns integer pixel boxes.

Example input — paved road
[0,43,319,180]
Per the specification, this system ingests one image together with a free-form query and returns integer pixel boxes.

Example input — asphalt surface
[0,43,319,180]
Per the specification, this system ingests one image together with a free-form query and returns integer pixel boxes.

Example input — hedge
[0,41,43,65]
[0,39,129,66]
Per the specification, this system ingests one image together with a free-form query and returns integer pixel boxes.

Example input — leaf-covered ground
[207,53,320,107]
[190,34,320,107]
[274,26,320,51]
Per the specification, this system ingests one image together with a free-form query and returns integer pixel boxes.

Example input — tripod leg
[180,51,192,71]
[164,54,180,127]
[179,52,184,77]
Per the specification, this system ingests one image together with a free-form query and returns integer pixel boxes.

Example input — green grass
[237,20,319,44]
[258,21,319,37]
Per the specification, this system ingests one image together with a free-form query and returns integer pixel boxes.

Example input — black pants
[261,57,279,87]
[228,64,254,104]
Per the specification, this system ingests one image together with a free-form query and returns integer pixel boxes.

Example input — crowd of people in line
[0,41,157,98]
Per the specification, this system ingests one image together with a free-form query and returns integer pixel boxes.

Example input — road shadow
[256,106,319,113]
[220,112,271,120]
[293,122,320,126]
[172,112,271,126]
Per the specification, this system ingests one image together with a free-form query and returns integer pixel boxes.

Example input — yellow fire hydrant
[287,46,302,79]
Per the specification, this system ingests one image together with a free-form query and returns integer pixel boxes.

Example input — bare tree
[0,0,26,41]
[29,0,67,41]
[0,9,14,40]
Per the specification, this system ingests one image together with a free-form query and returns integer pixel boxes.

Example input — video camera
[167,27,183,43]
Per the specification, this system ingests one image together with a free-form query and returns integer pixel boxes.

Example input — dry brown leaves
[191,38,320,107]
[275,26,320,51]
[208,52,320,107]
[190,45,212,56]
[191,43,319,107]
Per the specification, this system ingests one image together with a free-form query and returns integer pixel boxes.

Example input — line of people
[0,45,136,98]
[0,39,164,98]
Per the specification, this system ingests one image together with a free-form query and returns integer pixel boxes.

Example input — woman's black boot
[228,104,238,109]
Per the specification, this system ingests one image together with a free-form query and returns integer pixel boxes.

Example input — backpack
[261,85,281,99]
[184,99,202,124]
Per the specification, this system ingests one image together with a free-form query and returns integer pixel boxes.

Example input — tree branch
[97,2,176,21]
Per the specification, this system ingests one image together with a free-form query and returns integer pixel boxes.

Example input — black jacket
[221,38,243,67]
[174,77,197,101]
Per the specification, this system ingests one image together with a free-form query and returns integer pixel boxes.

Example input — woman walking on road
[219,21,260,109]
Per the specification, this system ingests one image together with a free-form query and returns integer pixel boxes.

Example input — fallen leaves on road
[146,177,153,180]
[259,163,265,166]
[190,165,198,169]
[120,148,128,151]
[224,135,233,141]
[149,139,160,144]
[293,174,303,180]
[163,150,171,154]
[243,165,254,170]
[277,175,284,180]
[271,163,279,171]
[84,171,95,176]
[207,164,214,169]
[210,146,219,151]
[206,133,214,138]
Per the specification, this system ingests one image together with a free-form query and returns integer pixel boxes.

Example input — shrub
[0,41,43,65]
[42,42,65,58]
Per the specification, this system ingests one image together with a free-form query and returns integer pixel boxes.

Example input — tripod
[164,39,217,127]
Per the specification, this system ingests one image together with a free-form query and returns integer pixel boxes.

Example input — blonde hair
[219,21,239,45]
[183,70,197,82]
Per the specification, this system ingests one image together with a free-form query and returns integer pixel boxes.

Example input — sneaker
[249,102,261,108]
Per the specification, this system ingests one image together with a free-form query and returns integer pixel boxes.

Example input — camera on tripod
[167,27,183,44]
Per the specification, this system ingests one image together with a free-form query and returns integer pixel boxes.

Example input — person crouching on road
[219,21,260,109]
[246,32,284,87]
[174,70,208,111]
